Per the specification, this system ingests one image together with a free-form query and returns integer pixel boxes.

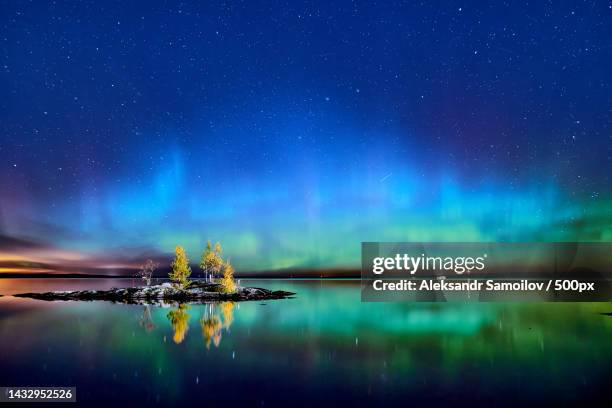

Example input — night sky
[1,1,611,274]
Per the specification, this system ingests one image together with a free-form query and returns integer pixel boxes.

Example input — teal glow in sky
[0,1,611,273]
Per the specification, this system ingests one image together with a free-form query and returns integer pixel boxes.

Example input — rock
[13,281,295,305]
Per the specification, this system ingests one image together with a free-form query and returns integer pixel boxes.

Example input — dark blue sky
[1,1,611,272]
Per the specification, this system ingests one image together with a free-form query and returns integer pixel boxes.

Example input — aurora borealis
[1,1,611,274]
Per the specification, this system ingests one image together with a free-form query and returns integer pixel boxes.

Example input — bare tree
[138,259,158,286]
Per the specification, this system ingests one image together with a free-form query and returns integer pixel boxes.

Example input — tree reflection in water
[139,305,156,332]
[167,304,190,344]
[157,302,235,347]
[201,302,235,349]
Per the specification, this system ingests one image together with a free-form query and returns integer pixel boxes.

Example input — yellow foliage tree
[169,246,191,288]
[200,241,223,282]
[219,261,236,293]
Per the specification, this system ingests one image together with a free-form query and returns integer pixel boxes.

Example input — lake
[0,279,610,406]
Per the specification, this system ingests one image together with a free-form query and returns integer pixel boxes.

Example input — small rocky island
[14,281,294,304]
[14,242,294,305]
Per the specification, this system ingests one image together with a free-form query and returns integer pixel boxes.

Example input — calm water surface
[0,279,610,406]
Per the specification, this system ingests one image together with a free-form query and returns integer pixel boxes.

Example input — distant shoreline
[0,273,125,279]
[0,270,361,279]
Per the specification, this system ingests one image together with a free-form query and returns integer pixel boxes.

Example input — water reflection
[138,305,156,332]
[220,301,234,329]
[166,304,190,344]
[0,279,610,405]
[200,314,222,348]
[201,302,234,348]
[160,302,235,347]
